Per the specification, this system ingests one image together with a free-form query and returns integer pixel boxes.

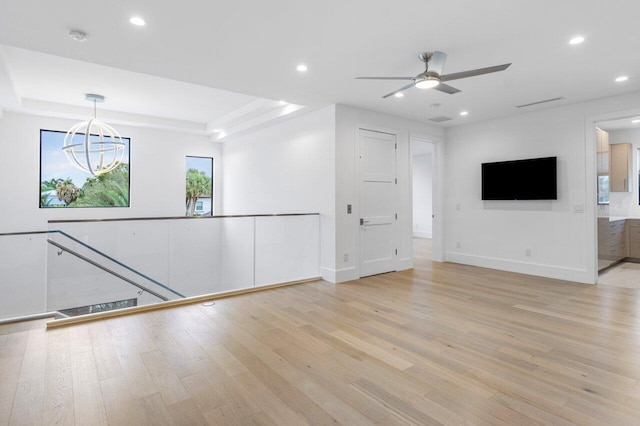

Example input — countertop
[606,216,640,222]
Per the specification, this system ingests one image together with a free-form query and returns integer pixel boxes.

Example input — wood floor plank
[18,328,48,383]
[71,350,108,425]
[0,355,22,425]
[140,349,191,406]
[100,376,147,425]
[9,377,44,425]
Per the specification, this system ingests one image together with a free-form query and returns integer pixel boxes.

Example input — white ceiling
[0,0,639,131]
[597,116,640,131]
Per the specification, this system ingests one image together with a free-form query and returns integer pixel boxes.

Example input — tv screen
[482,157,557,200]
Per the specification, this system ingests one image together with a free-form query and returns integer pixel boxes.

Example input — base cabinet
[627,220,640,258]
[598,219,627,270]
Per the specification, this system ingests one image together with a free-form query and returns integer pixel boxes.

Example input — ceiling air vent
[429,116,453,123]
[516,97,564,108]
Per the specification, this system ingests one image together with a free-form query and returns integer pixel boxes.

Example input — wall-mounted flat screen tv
[481,156,557,200]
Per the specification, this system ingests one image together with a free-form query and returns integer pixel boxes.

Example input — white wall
[608,128,640,217]
[221,105,336,279]
[412,153,433,238]
[335,105,444,281]
[444,93,640,284]
[0,111,222,233]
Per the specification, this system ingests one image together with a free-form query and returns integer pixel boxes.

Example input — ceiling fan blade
[382,82,416,98]
[355,76,414,80]
[440,63,511,82]
[433,83,461,95]
[427,51,447,76]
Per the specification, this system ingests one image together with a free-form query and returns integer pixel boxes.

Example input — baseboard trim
[445,252,594,284]
[46,277,322,329]
[335,267,359,283]
[320,267,336,283]
[413,232,432,239]
[397,258,412,271]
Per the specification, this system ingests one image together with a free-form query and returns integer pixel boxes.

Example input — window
[185,156,213,216]
[598,176,610,205]
[40,129,131,208]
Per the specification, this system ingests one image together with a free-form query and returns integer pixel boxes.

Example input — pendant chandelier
[62,94,125,176]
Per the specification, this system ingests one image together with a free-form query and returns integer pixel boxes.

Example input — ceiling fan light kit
[415,77,440,89]
[356,50,511,99]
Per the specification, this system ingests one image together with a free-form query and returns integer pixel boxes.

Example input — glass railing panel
[46,239,166,316]
[51,220,171,287]
[167,217,223,296]
[0,232,48,320]
[255,215,320,286]
[46,226,182,312]
[220,217,255,292]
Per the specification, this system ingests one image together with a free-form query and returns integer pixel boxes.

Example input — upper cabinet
[610,142,632,192]
[596,128,610,176]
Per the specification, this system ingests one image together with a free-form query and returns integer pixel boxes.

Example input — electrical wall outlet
[343,253,349,262]
[525,248,532,256]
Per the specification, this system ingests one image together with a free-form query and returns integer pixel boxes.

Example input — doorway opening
[594,116,640,288]
[411,139,434,265]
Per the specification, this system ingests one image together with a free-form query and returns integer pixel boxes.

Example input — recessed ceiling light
[212,129,222,133]
[279,100,287,105]
[569,36,585,45]
[296,64,308,72]
[632,119,640,124]
[394,93,404,98]
[460,111,469,116]
[130,16,146,26]
[68,30,88,42]
[616,76,629,82]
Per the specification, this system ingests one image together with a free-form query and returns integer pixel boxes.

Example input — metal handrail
[0,230,50,237]
[0,212,321,235]
[49,212,320,223]
[48,230,185,299]
[47,239,170,302]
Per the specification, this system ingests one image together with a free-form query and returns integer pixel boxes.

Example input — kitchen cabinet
[627,220,640,258]
[610,142,632,192]
[598,218,627,269]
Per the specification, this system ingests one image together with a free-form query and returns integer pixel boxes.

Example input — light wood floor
[598,261,640,288]
[2,246,640,425]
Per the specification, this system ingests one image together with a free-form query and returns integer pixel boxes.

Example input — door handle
[360,218,370,225]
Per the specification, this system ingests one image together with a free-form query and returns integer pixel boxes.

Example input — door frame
[410,132,444,263]
[356,124,400,278]
[586,107,640,284]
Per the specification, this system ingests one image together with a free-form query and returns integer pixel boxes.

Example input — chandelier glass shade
[62,94,125,177]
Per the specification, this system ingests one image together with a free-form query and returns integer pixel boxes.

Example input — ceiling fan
[355,51,511,98]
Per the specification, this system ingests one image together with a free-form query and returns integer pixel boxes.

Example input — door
[359,129,397,277]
